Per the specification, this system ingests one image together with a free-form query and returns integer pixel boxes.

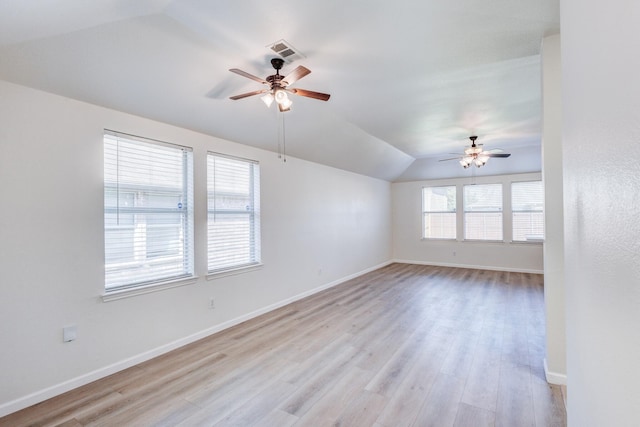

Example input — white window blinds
[512,181,545,241]
[207,153,261,273]
[422,186,457,239]
[464,183,503,241]
[103,132,194,292]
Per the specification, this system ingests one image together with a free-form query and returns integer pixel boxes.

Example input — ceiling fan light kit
[261,93,274,107]
[273,88,292,111]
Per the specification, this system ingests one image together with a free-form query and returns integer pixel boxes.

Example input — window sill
[207,263,264,281]
[102,276,198,302]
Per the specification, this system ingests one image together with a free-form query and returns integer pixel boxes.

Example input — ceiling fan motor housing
[270,58,285,71]
[266,74,284,90]
[267,58,286,90]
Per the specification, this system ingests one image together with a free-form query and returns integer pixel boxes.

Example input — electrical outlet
[209,298,215,309]
[63,325,77,342]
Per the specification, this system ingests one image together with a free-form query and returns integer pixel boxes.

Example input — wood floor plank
[495,362,536,427]
[257,409,299,427]
[439,329,480,379]
[364,324,431,397]
[178,353,294,425]
[411,372,467,427]
[330,390,387,427]
[374,330,452,427]
[460,355,501,412]
[0,371,126,427]
[54,392,124,427]
[453,402,496,427]
[531,370,567,427]
[294,366,374,426]
[89,397,200,427]
[0,264,565,427]
[279,341,362,417]
[211,381,297,427]
[56,419,83,427]
[77,352,228,425]
[460,327,503,412]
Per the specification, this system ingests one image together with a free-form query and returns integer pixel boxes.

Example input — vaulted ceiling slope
[0,0,559,182]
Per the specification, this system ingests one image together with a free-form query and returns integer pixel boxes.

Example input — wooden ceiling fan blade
[439,157,461,162]
[486,153,511,158]
[229,89,269,100]
[282,66,311,86]
[229,68,268,84]
[291,88,331,101]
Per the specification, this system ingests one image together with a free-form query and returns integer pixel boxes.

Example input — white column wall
[562,0,640,424]
[0,80,392,415]
[541,34,566,384]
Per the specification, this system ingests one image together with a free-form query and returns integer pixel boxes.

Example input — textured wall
[562,0,640,424]
[541,34,566,383]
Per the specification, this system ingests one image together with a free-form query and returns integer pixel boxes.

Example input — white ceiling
[0,0,559,181]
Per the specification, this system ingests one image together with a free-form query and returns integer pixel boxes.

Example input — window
[464,183,503,241]
[103,131,194,292]
[512,181,544,241]
[207,153,261,273]
[422,186,456,239]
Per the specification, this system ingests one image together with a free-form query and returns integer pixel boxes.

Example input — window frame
[103,130,195,297]
[511,180,545,242]
[207,152,262,277]
[422,185,457,240]
[463,183,504,242]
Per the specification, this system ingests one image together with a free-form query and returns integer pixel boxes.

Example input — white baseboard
[392,258,544,274]
[0,260,392,418]
[544,358,567,385]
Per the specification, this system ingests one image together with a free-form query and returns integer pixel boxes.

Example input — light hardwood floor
[0,263,567,426]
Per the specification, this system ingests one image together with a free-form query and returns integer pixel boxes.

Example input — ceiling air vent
[267,39,306,63]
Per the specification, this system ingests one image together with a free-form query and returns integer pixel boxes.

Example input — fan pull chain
[277,109,287,162]
[277,108,281,160]
[282,111,287,162]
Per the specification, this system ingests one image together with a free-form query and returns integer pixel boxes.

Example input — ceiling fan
[229,58,331,112]
[440,136,511,168]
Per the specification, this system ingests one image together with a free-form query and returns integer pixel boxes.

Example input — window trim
[102,276,198,302]
[422,185,457,240]
[463,183,504,242]
[104,129,193,152]
[206,151,262,276]
[417,175,544,246]
[206,263,263,280]
[511,180,545,243]
[103,130,195,296]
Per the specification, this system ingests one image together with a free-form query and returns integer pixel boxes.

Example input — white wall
[541,34,566,384]
[0,80,392,415]
[392,173,543,273]
[562,1,640,425]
